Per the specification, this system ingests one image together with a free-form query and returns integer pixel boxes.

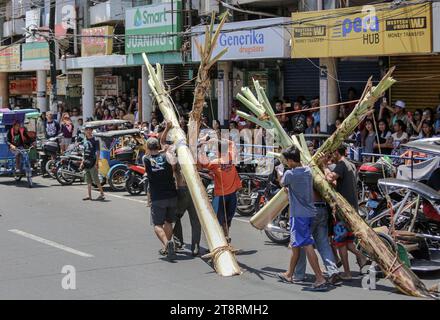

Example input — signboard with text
[81,26,114,57]
[291,1,432,58]
[0,45,21,72]
[192,18,291,61]
[125,1,182,54]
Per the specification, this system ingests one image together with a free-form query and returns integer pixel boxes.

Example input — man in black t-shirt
[80,127,105,201]
[144,137,178,260]
[324,145,368,280]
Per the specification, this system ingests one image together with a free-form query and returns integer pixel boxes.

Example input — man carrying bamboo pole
[143,137,178,261]
[321,145,370,279]
[277,146,329,291]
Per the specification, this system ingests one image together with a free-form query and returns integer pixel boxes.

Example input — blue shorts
[290,216,314,248]
[212,192,237,227]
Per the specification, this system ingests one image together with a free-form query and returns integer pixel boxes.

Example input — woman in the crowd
[373,119,392,155]
[60,112,74,153]
[418,120,435,139]
[361,119,376,161]
[390,120,409,164]
[408,109,422,136]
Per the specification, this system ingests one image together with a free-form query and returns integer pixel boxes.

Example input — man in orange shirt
[198,136,242,241]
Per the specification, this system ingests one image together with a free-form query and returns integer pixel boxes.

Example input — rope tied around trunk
[201,244,240,273]
[384,256,404,281]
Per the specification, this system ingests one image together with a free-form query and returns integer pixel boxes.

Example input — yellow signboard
[81,26,113,57]
[0,45,21,71]
[291,2,432,58]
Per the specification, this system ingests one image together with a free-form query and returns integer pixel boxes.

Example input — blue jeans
[294,206,339,279]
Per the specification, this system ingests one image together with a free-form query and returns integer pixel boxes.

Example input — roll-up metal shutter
[337,58,382,101]
[283,58,319,101]
[390,55,440,110]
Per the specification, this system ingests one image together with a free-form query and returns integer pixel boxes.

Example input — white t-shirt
[70,116,80,136]
[391,131,409,148]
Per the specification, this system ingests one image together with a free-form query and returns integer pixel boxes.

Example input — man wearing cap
[380,99,409,127]
[143,137,178,260]
[80,126,105,201]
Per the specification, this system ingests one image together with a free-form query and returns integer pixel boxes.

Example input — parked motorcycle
[125,164,147,195]
[236,173,268,216]
[55,154,85,185]
[38,135,62,177]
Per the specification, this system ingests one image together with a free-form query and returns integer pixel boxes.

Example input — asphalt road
[0,176,438,300]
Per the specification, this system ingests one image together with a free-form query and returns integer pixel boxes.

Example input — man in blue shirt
[277,146,329,291]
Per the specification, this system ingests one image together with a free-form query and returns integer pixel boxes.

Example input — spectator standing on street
[290,102,307,134]
[373,119,392,154]
[277,146,329,292]
[44,112,60,139]
[80,126,105,201]
[60,112,74,153]
[390,120,409,162]
[418,120,435,139]
[143,137,178,260]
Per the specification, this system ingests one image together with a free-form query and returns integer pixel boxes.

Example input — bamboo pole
[142,53,241,277]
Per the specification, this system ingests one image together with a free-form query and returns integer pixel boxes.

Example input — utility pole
[49,0,57,112]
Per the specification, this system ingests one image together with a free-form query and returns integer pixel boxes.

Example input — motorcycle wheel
[108,167,128,191]
[56,165,75,186]
[236,179,256,216]
[46,160,58,179]
[126,175,143,195]
[264,210,290,245]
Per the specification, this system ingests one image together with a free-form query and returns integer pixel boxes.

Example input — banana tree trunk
[142,54,241,277]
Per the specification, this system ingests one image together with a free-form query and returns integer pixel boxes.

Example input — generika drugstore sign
[191,18,291,61]
[291,1,431,58]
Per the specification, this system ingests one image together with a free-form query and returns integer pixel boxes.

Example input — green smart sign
[125,1,182,54]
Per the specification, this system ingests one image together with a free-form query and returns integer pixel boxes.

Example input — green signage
[22,42,50,61]
[125,2,182,54]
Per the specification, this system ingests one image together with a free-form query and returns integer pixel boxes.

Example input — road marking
[8,229,94,258]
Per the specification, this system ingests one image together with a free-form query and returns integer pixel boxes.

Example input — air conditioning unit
[199,0,219,16]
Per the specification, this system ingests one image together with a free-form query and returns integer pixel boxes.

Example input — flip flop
[82,197,91,201]
[309,282,330,292]
[96,194,105,201]
[276,272,293,283]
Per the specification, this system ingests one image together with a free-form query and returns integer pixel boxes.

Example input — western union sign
[291,1,432,58]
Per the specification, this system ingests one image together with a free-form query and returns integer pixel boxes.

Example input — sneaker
[167,241,176,260]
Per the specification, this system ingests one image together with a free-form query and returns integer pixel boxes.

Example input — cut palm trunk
[142,53,241,277]
[237,72,435,297]
[290,135,434,298]
[248,69,394,230]
[188,13,228,150]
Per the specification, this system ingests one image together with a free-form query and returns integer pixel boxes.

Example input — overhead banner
[0,45,21,72]
[191,18,291,61]
[291,1,432,58]
[81,26,114,57]
[125,1,182,54]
